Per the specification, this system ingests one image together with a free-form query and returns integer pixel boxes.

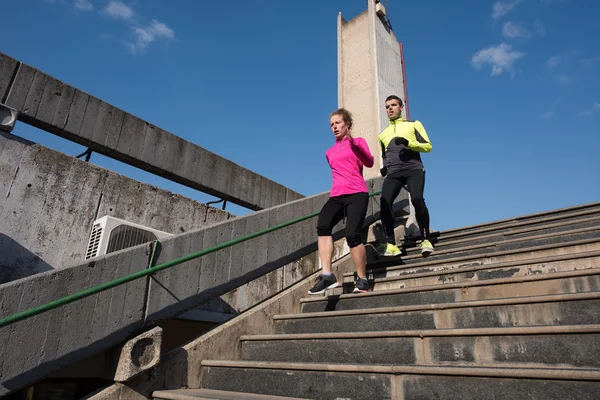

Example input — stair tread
[358,236,600,275]
[419,203,600,239]
[343,249,600,280]
[389,225,600,263]
[201,360,600,380]
[153,388,308,400]
[401,215,600,251]
[275,291,600,320]
[302,265,600,305]
[240,324,600,341]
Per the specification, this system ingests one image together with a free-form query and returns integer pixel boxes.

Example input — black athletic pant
[380,168,430,244]
[316,192,369,248]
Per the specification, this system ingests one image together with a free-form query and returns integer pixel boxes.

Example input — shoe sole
[307,281,339,295]
[380,252,401,257]
[352,287,370,293]
[421,248,434,256]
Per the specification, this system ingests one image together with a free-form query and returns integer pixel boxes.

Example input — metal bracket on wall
[75,148,93,162]
[207,198,227,210]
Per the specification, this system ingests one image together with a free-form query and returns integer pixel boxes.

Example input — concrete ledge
[197,361,600,399]
[153,388,309,400]
[0,51,302,210]
[0,55,18,101]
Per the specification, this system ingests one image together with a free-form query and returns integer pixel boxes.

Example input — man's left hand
[395,137,408,146]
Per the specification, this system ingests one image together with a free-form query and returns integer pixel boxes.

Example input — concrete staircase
[153,202,600,399]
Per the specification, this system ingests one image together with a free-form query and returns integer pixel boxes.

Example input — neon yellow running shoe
[377,243,401,257]
[420,239,434,256]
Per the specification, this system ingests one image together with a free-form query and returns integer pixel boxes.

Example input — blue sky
[1,0,599,232]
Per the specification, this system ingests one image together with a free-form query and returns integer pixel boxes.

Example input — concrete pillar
[337,0,407,180]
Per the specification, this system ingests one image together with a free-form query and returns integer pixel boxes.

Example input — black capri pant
[316,192,369,248]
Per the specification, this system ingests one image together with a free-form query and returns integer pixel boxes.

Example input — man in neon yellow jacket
[377,95,434,257]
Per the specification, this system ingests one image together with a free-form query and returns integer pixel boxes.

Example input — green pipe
[147,240,158,269]
[0,190,381,328]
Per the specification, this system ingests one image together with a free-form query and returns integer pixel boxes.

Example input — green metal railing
[0,190,381,329]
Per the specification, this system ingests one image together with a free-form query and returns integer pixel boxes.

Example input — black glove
[380,166,387,177]
[394,137,409,146]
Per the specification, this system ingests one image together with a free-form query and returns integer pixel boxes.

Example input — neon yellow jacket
[378,118,432,173]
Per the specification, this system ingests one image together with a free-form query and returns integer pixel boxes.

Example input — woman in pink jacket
[309,108,375,295]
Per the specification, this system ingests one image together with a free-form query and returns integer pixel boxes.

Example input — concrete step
[401,215,600,255]
[201,360,600,399]
[301,267,600,313]
[241,325,600,369]
[153,388,308,400]
[342,250,600,292]
[386,225,600,266]
[350,238,600,284]
[415,201,600,243]
[275,292,600,334]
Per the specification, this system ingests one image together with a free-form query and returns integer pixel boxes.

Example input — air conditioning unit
[85,216,174,260]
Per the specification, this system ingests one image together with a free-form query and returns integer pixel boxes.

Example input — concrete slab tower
[337,0,409,180]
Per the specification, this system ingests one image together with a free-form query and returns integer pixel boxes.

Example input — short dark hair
[385,95,403,106]
[330,108,353,130]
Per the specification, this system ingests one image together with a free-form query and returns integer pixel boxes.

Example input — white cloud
[471,43,526,76]
[578,57,600,67]
[540,111,554,119]
[48,0,176,54]
[555,74,574,85]
[492,0,522,19]
[103,1,133,20]
[534,20,546,36]
[74,0,93,11]
[579,102,600,117]
[99,2,176,54]
[125,20,176,54]
[502,22,532,39]
[147,20,175,40]
[502,20,545,40]
[546,55,560,71]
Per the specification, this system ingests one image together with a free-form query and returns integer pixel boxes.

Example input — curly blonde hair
[330,108,353,130]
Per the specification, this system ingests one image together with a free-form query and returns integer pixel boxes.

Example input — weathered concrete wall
[338,0,406,180]
[50,250,321,381]
[0,51,303,211]
[0,176,406,397]
[0,131,233,283]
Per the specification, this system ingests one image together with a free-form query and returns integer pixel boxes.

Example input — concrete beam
[0,176,407,396]
[0,52,303,210]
